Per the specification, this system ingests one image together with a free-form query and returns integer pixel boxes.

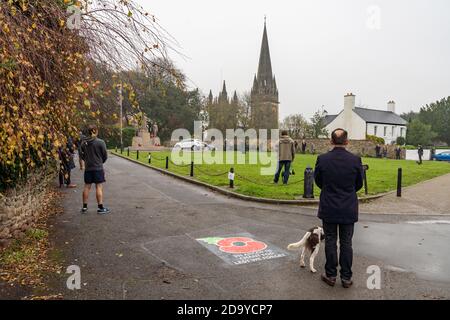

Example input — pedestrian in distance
[314,128,364,288]
[274,130,296,185]
[417,145,424,165]
[375,144,381,158]
[301,139,307,154]
[79,124,110,214]
[382,145,388,159]
[395,145,401,160]
[58,137,77,188]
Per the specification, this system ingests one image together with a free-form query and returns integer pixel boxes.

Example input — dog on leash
[287,226,325,273]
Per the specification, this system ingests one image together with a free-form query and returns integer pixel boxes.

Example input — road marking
[197,233,288,265]
[406,220,450,225]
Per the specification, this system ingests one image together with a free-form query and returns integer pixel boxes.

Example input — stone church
[207,20,279,133]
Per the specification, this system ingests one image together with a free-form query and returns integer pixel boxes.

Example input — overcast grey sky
[139,0,450,119]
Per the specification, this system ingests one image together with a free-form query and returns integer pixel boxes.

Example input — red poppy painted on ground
[216,237,267,254]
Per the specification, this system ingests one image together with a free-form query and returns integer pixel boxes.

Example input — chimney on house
[343,93,355,136]
[387,100,396,113]
[344,93,356,111]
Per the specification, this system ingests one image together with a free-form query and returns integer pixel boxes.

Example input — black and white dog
[287,226,325,273]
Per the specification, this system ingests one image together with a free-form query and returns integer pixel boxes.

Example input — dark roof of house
[324,114,338,126]
[324,108,407,126]
[353,107,407,125]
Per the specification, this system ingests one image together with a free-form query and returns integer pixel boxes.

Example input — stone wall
[0,168,56,248]
[295,139,406,159]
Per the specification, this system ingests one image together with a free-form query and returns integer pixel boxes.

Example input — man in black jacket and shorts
[80,124,110,214]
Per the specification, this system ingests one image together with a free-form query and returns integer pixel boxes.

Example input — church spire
[222,80,227,95]
[256,18,273,85]
[219,80,229,104]
[208,89,213,104]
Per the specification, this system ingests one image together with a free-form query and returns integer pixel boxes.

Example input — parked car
[173,139,216,151]
[432,151,450,162]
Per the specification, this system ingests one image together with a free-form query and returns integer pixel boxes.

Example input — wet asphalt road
[51,154,450,299]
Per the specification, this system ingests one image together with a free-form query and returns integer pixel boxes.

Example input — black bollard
[362,164,369,195]
[190,162,194,177]
[136,150,139,160]
[115,146,117,153]
[397,168,402,197]
[120,147,123,154]
[127,148,130,157]
[148,153,151,164]
[165,156,169,169]
[229,168,235,188]
[303,166,314,199]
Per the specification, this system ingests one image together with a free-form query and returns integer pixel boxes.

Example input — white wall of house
[366,123,407,144]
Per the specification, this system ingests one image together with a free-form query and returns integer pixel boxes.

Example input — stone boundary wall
[295,139,406,159]
[0,168,56,248]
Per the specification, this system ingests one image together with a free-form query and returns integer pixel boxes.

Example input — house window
[400,127,405,137]
[392,126,395,136]
[374,126,378,135]
[384,126,387,136]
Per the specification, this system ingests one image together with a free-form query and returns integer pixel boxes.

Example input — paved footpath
[360,173,450,215]
[50,154,450,299]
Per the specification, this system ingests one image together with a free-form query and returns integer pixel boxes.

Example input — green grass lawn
[112,150,450,200]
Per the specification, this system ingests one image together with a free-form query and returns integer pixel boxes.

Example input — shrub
[366,135,385,145]
[396,136,406,146]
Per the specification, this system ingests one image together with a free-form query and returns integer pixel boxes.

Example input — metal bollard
[136,149,139,160]
[228,168,235,188]
[397,168,402,197]
[115,146,117,153]
[148,153,151,164]
[165,156,169,169]
[120,147,123,154]
[190,162,194,177]
[303,166,314,199]
[127,148,130,157]
[362,164,369,195]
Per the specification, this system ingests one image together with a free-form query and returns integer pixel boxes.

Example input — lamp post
[118,83,123,150]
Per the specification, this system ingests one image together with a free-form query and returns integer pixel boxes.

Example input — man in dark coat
[395,146,402,160]
[301,139,307,154]
[375,144,381,158]
[417,145,424,165]
[314,128,363,288]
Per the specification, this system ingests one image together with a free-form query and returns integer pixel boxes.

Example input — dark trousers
[274,160,291,184]
[59,166,71,186]
[322,222,354,280]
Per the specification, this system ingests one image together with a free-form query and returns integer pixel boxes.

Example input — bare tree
[76,0,181,75]
[237,92,252,130]
[281,114,311,139]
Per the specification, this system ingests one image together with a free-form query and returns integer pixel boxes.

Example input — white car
[173,139,216,151]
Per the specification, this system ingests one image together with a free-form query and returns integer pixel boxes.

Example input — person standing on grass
[375,144,381,158]
[301,139,307,154]
[417,145,424,165]
[314,128,364,288]
[395,145,402,160]
[274,130,296,185]
[80,124,110,214]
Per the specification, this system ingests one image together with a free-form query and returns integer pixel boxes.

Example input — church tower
[251,19,279,131]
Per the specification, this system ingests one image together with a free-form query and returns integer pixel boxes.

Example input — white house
[324,93,407,144]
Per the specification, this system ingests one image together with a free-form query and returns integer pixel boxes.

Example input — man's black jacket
[314,147,364,224]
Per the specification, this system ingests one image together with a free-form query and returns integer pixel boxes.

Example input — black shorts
[84,170,106,184]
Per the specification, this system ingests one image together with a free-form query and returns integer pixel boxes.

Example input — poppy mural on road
[197,233,287,265]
